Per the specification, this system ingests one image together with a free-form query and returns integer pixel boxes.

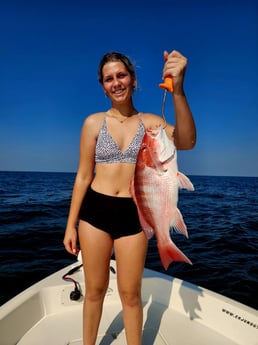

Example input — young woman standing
[63,50,196,345]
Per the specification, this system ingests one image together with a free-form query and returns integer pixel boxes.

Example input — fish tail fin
[158,240,192,270]
[177,171,194,191]
[170,208,189,238]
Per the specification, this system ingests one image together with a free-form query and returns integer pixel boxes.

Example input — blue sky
[1,0,257,176]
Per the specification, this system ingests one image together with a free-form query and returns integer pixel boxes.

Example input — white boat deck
[1,260,257,345]
[16,300,243,345]
[15,301,241,345]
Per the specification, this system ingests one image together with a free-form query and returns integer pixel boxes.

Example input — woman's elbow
[175,135,196,150]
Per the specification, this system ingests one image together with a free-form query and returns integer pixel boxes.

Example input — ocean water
[0,171,257,310]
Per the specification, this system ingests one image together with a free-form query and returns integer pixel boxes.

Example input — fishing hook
[159,76,173,129]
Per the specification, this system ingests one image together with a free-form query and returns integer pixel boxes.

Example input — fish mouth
[145,125,176,165]
[160,149,176,165]
[146,126,161,137]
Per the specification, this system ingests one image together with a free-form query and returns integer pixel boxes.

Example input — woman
[63,50,196,345]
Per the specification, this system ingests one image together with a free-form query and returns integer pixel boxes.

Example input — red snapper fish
[130,125,194,270]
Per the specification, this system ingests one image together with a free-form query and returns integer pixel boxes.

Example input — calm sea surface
[0,171,257,309]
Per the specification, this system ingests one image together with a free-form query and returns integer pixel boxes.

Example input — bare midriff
[91,162,136,197]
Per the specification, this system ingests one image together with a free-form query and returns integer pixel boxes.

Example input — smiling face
[102,61,136,104]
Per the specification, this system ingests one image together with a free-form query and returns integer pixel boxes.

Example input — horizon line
[0,170,257,179]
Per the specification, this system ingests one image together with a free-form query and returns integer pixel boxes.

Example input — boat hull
[0,260,257,345]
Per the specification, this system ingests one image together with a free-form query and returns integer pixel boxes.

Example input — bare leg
[114,231,148,345]
[79,221,113,345]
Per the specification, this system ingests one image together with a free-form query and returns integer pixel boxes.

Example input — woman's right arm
[63,115,98,255]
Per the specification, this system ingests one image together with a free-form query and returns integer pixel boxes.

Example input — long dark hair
[98,52,136,84]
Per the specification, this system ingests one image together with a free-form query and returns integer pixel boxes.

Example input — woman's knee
[85,284,109,303]
[118,287,142,307]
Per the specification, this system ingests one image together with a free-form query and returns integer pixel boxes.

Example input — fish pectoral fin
[177,171,194,191]
[141,218,154,239]
[143,227,155,240]
[136,207,154,240]
[170,208,189,238]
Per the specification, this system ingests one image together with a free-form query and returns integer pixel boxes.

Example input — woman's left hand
[162,50,187,94]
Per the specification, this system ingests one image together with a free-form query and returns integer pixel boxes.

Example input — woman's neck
[110,102,138,117]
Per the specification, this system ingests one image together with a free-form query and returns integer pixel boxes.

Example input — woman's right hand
[162,50,187,94]
[63,227,79,255]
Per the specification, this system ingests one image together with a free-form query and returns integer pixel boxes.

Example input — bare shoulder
[81,112,105,135]
[141,112,175,139]
[83,112,105,127]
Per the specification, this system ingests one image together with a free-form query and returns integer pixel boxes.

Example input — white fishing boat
[0,253,257,345]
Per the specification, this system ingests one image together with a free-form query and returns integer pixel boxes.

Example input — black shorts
[79,186,142,239]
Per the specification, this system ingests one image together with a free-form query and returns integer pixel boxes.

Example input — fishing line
[159,76,173,129]
[161,89,168,129]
